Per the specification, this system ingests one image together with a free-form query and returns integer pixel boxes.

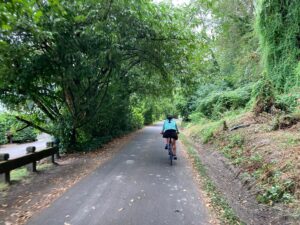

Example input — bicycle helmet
[167,114,173,123]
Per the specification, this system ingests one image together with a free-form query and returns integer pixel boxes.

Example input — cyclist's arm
[161,121,166,133]
[175,123,179,133]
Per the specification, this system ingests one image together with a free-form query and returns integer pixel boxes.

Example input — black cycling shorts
[163,129,178,140]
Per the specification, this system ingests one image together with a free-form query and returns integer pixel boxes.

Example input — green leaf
[33,10,43,23]
[1,24,11,31]
[74,15,86,23]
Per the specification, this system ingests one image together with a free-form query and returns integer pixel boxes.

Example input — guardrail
[0,142,60,184]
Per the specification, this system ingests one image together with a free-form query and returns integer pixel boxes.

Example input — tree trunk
[70,127,77,148]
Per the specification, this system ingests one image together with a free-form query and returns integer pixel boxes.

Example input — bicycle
[167,137,174,166]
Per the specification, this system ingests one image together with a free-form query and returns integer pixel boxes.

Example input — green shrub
[252,77,275,115]
[0,115,9,144]
[228,134,245,148]
[144,108,154,125]
[189,112,206,123]
[201,127,215,144]
[130,107,144,129]
[275,92,300,112]
[257,180,295,205]
[0,114,37,144]
[197,120,222,143]
[195,85,252,119]
[0,123,6,144]
[256,0,300,91]
[13,127,37,143]
[76,136,113,152]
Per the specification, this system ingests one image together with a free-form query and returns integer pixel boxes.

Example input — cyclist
[160,115,179,160]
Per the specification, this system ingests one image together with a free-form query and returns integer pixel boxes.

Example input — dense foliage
[0,0,194,150]
[0,114,37,144]
[177,0,300,121]
[1,0,300,150]
[256,0,300,92]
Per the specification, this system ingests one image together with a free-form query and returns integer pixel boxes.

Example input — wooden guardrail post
[0,153,10,183]
[46,141,54,148]
[52,137,61,159]
[0,147,58,185]
[46,141,60,160]
[46,142,55,164]
[26,146,37,172]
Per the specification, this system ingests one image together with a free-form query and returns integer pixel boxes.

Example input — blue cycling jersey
[162,119,178,132]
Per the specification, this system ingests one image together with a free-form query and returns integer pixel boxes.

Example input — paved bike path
[27,123,210,225]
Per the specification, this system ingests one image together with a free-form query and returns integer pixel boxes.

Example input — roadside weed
[180,134,244,224]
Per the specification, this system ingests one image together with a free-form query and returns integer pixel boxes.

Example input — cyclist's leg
[171,138,177,155]
[164,138,168,144]
[164,138,169,149]
[170,130,178,155]
[162,132,168,149]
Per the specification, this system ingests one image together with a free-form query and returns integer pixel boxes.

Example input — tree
[0,0,195,150]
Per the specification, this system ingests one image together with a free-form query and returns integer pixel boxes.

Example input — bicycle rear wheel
[168,144,173,166]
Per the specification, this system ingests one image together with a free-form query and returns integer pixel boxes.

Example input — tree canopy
[0,0,195,150]
[1,0,300,150]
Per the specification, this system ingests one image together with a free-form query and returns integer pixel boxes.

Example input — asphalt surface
[27,123,210,225]
[0,133,52,159]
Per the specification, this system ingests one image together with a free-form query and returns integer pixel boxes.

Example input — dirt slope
[184,112,300,224]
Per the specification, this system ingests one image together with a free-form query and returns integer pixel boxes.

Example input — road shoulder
[180,131,295,225]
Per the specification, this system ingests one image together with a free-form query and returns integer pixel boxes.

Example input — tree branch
[31,95,57,121]
[16,125,30,132]
[103,0,114,20]
[15,116,52,134]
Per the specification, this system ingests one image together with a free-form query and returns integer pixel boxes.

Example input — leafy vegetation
[0,114,37,144]
[174,1,300,213]
[0,0,194,151]
[194,85,253,119]
[4,0,298,150]
[256,0,300,91]
[176,0,300,123]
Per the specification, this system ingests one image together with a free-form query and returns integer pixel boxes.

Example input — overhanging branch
[15,116,52,134]
[16,125,30,132]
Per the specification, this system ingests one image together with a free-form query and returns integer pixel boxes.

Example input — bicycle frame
[168,137,173,165]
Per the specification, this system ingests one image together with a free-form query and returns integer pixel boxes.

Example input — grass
[277,133,300,148]
[185,119,222,143]
[184,109,247,144]
[180,133,244,225]
[37,163,53,171]
[0,182,9,191]
[0,167,29,192]
[222,147,246,166]
[11,167,29,181]
[0,163,53,191]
